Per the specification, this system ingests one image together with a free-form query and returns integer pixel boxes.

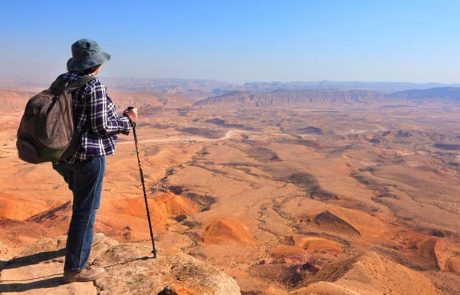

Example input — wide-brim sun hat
[67,39,111,71]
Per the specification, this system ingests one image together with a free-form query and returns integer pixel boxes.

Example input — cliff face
[193,89,387,108]
[0,235,241,295]
[390,87,460,100]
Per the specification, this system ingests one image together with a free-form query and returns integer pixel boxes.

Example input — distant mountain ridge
[194,89,387,108]
[194,86,460,108]
[2,76,460,109]
[1,76,458,94]
[390,87,460,100]
[213,81,456,94]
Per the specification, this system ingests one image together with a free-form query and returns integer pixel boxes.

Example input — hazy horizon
[1,1,460,83]
[1,74,460,88]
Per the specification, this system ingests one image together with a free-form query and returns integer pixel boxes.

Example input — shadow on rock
[0,276,63,293]
[1,248,65,270]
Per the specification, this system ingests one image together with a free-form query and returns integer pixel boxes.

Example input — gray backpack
[16,74,95,163]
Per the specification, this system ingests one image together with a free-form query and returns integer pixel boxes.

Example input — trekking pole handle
[126,106,137,127]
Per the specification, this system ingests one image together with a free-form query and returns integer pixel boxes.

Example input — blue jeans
[52,156,105,271]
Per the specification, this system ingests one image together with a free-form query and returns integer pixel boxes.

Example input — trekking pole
[127,106,157,258]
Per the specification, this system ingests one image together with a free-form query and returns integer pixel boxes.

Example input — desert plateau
[0,80,459,295]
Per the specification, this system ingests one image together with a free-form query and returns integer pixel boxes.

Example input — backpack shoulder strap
[48,74,97,94]
[67,75,97,90]
[48,74,68,94]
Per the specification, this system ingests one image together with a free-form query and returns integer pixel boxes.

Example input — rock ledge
[0,235,241,295]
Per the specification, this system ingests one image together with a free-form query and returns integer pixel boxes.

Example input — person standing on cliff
[52,39,138,282]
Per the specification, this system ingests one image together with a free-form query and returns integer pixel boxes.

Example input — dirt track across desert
[118,129,256,144]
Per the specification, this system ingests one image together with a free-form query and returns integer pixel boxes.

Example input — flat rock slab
[0,259,97,295]
[0,235,241,295]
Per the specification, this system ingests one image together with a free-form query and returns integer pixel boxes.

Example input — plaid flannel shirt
[62,72,131,162]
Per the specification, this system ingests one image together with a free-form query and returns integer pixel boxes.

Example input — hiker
[52,39,138,282]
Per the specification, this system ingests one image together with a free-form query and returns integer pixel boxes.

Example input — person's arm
[85,81,131,136]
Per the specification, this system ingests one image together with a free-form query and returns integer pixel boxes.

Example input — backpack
[16,74,95,164]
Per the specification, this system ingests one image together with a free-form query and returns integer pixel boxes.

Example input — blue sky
[1,0,459,83]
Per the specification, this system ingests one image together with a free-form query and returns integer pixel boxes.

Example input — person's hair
[76,64,101,75]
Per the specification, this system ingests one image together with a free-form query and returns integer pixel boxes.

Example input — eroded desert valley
[1,82,460,294]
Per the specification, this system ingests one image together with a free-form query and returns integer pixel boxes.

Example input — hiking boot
[63,266,106,283]
[92,232,105,246]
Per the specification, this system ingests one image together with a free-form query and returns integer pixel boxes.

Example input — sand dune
[0,193,62,221]
[293,236,343,254]
[202,217,256,245]
[314,210,362,237]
